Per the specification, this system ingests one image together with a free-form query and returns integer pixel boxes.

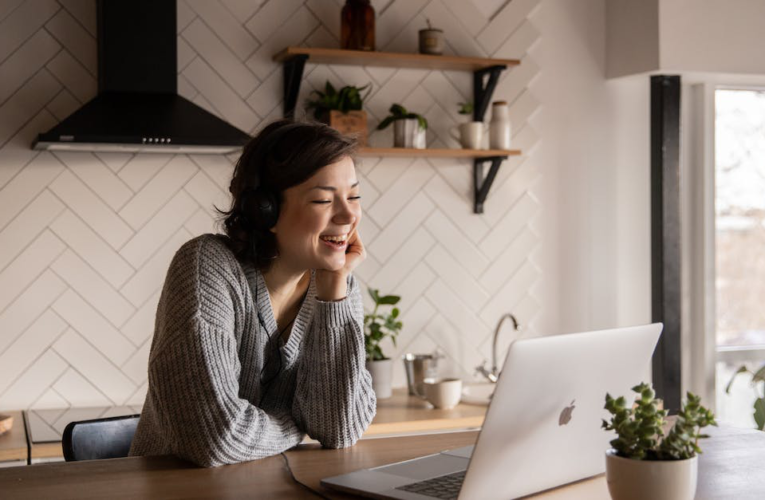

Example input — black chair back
[62,414,140,461]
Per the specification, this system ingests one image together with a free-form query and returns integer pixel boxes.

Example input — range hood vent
[33,0,250,154]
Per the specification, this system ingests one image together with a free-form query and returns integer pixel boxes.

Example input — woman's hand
[315,228,366,300]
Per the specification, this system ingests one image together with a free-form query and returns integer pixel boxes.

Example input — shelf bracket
[283,54,309,119]
[473,65,506,122]
[474,155,508,213]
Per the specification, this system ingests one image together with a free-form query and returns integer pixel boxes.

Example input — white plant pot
[393,119,426,149]
[366,358,393,399]
[605,450,698,500]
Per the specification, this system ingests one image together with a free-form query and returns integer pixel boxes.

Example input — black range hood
[33,0,250,154]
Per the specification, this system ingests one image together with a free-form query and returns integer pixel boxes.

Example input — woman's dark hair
[218,119,358,272]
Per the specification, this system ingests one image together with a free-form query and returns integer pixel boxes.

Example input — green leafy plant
[376,104,428,131]
[363,288,403,361]
[602,383,717,460]
[305,81,372,121]
[458,102,473,115]
[726,363,765,430]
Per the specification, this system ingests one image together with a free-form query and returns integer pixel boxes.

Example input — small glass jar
[341,0,375,51]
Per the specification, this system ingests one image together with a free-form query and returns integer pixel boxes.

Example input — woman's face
[271,155,361,272]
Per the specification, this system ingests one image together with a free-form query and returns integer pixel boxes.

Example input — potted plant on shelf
[602,383,716,500]
[725,363,765,430]
[376,104,427,149]
[364,287,403,399]
[306,81,372,146]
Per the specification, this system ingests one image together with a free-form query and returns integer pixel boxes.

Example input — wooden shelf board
[358,147,521,158]
[273,47,520,72]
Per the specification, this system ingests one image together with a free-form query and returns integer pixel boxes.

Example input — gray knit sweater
[128,234,377,467]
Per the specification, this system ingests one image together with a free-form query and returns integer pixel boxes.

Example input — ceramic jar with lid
[489,101,512,150]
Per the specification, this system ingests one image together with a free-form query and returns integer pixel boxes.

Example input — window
[714,88,765,428]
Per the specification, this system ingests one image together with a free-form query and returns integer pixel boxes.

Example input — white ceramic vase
[489,101,512,150]
[393,118,426,149]
[366,358,393,399]
[605,450,698,500]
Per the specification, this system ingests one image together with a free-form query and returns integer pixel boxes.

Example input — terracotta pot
[365,358,393,399]
[605,450,698,500]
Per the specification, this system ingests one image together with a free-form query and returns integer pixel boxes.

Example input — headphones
[237,121,308,233]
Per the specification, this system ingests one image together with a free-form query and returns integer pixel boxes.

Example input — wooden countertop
[0,411,26,462]
[1,425,763,499]
[368,387,486,436]
[17,387,488,461]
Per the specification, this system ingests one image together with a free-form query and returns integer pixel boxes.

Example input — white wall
[537,0,651,333]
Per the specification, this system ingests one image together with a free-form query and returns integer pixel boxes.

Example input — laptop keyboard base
[395,470,466,500]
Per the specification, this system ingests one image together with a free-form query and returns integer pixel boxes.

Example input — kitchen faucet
[475,313,520,383]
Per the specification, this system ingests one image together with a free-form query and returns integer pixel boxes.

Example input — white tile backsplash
[0,0,541,411]
[51,250,135,328]
[51,290,135,365]
[50,210,135,288]
[49,169,133,248]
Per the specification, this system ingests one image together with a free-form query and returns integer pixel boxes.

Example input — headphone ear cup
[249,186,279,230]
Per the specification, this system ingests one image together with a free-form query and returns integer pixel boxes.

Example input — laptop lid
[459,323,662,499]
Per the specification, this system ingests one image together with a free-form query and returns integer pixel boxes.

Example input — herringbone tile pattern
[0,0,541,410]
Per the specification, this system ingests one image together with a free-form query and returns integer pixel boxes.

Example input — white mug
[450,122,487,150]
[423,377,462,409]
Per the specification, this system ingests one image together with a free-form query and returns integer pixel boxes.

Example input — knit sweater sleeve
[292,273,377,447]
[146,237,304,467]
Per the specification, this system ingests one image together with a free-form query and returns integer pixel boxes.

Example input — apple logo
[558,400,576,426]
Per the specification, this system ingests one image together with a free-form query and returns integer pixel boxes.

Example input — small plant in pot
[305,81,372,146]
[363,287,403,399]
[725,362,765,430]
[458,101,473,117]
[602,383,716,500]
[376,104,428,149]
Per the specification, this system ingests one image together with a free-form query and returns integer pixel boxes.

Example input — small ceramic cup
[423,378,462,409]
[450,122,488,149]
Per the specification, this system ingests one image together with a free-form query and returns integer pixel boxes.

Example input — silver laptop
[321,323,663,500]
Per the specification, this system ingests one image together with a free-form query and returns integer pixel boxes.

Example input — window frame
[687,83,765,412]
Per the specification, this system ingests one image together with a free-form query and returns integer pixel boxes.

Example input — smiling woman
[128,120,376,467]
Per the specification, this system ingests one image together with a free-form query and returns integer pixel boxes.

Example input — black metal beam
[473,156,507,213]
[283,55,308,119]
[650,75,682,413]
[473,65,506,122]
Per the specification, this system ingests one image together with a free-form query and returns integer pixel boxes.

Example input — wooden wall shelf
[273,46,520,72]
[358,147,520,158]
[273,46,522,213]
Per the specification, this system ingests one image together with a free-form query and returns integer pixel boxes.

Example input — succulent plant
[602,383,717,460]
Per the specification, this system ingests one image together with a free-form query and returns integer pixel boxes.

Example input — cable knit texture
[128,234,377,467]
